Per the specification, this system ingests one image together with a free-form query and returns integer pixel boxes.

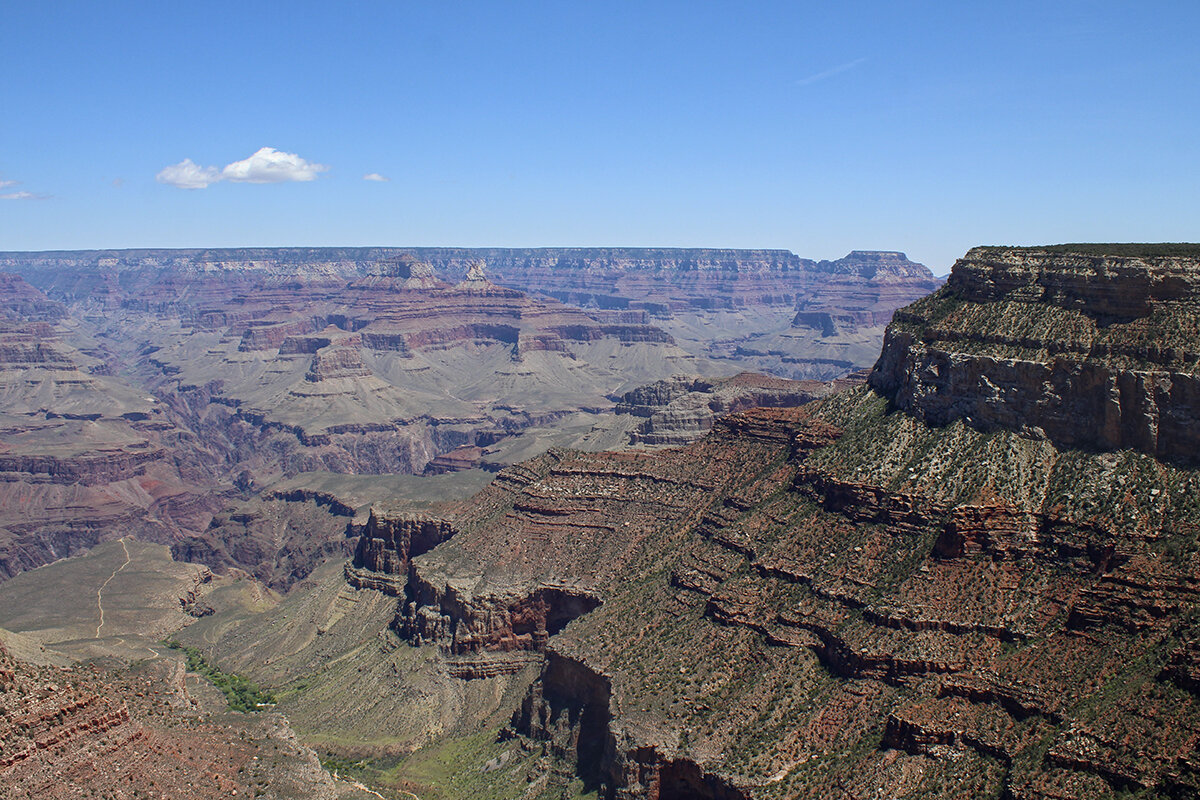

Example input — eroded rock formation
[0,274,222,577]
[1,246,943,380]
[354,245,1200,799]
[615,371,864,446]
[871,246,1200,463]
[0,252,701,484]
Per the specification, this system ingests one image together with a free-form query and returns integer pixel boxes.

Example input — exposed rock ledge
[870,246,1200,463]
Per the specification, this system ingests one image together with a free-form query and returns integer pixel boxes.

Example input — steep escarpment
[871,245,1200,463]
[351,246,1200,799]
[407,247,817,312]
[0,247,819,313]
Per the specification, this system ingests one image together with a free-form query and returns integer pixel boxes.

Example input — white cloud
[156,147,328,189]
[0,179,17,189]
[156,158,221,189]
[221,147,327,183]
[363,172,389,182]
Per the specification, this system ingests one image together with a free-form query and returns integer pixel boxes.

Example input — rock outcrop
[870,245,1200,463]
[792,250,944,333]
[615,371,864,445]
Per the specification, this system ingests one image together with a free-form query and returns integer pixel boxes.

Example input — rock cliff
[871,245,1200,463]
[614,371,863,446]
[346,245,1200,799]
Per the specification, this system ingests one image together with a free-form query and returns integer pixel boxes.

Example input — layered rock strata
[0,274,222,577]
[791,250,944,333]
[0,640,339,799]
[615,371,863,446]
[1,246,943,379]
[4,254,698,482]
[357,245,1200,799]
[871,246,1200,463]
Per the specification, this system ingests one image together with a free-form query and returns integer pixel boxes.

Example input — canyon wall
[0,246,943,379]
[348,245,1200,799]
[871,246,1200,463]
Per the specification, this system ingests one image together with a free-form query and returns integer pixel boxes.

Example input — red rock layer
[0,641,338,799]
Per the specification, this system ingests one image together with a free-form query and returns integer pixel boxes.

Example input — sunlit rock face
[872,246,1200,463]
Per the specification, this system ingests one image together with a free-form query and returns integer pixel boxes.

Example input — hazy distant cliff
[0,246,942,380]
[0,245,939,310]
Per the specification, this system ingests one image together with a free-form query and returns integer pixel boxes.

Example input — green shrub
[162,640,275,712]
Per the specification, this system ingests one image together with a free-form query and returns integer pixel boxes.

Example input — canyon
[0,247,933,583]
[150,244,1200,799]
[5,244,1199,799]
[1,245,941,380]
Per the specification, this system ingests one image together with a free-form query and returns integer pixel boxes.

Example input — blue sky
[2,1,1197,273]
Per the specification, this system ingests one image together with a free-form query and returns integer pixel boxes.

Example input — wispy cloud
[0,178,48,200]
[363,172,389,182]
[157,147,328,189]
[796,57,867,87]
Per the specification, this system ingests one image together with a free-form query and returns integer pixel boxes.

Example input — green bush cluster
[163,640,276,712]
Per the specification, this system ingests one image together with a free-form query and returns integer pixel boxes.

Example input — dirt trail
[95,537,131,638]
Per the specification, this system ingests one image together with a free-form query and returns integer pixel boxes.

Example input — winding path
[95,537,131,638]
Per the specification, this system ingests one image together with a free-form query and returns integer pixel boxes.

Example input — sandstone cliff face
[870,246,1200,463]
[344,509,458,595]
[351,246,1200,799]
